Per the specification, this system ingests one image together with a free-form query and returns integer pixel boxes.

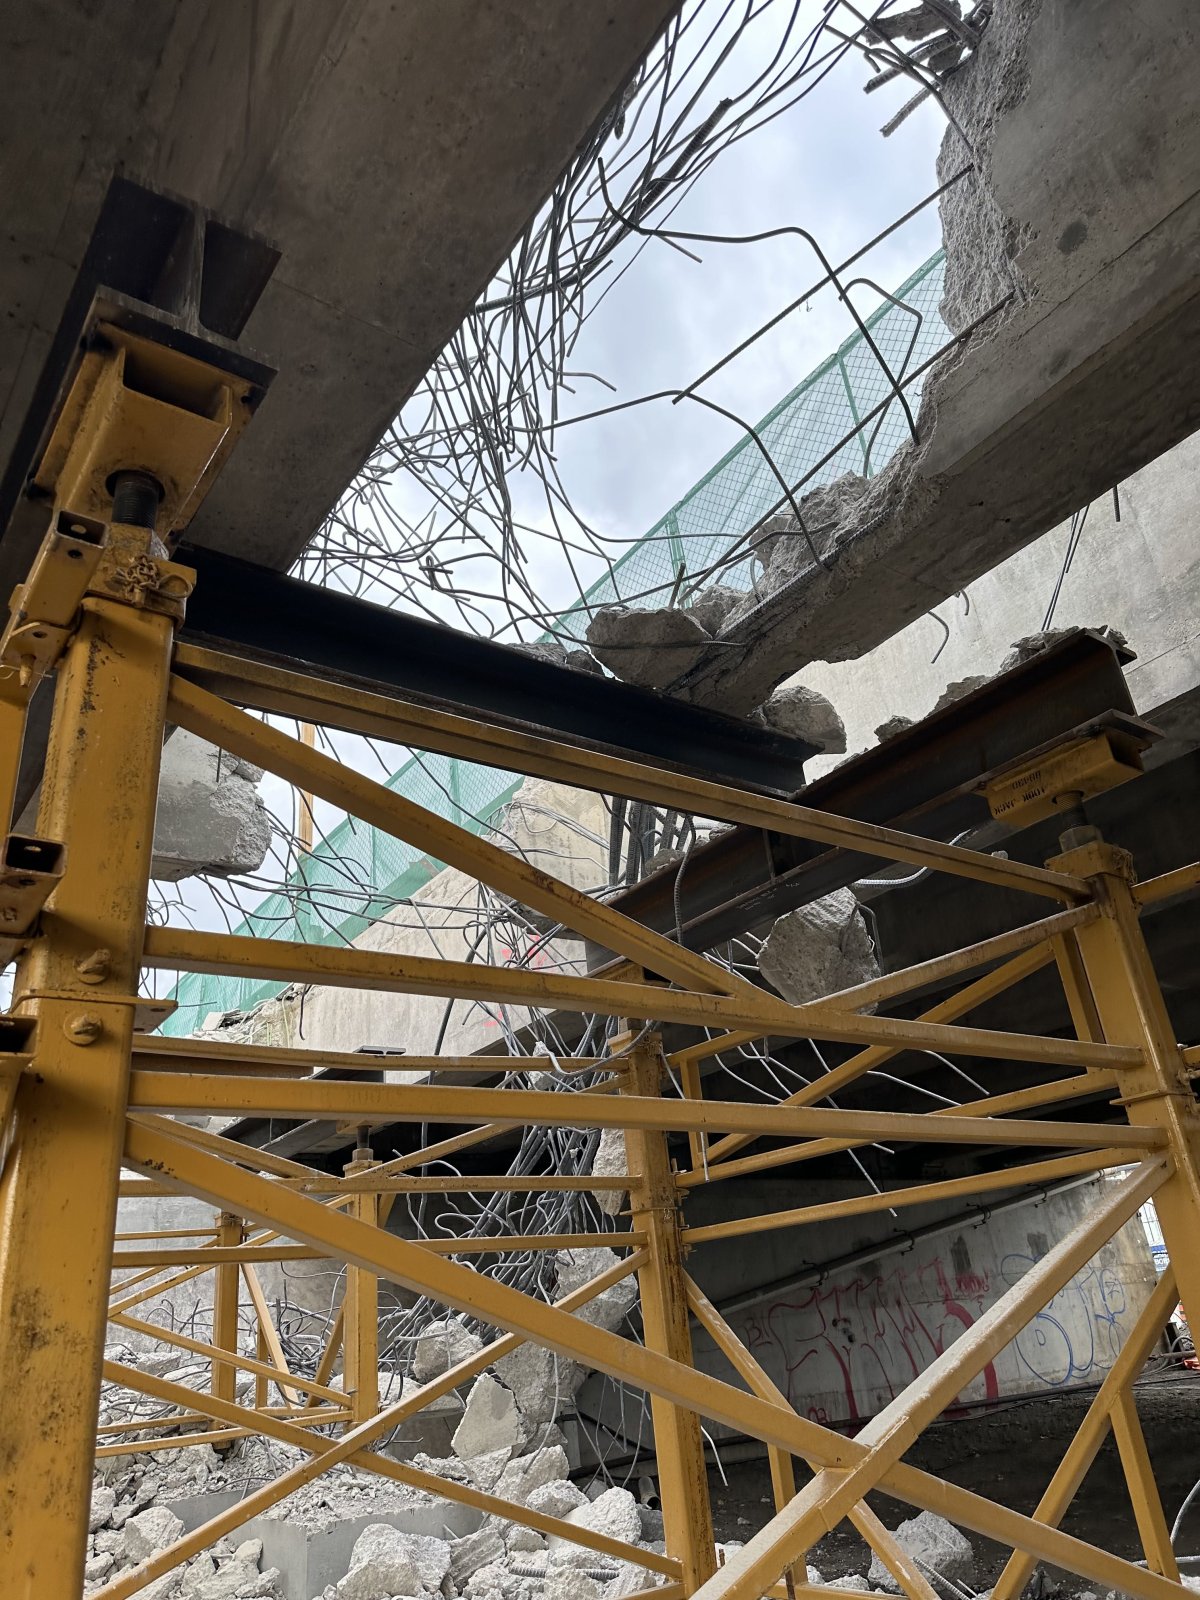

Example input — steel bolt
[74,948,112,984]
[64,1013,103,1046]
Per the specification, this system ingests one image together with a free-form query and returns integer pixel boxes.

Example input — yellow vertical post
[1055,837,1200,1332]
[0,681,28,834]
[343,1138,379,1425]
[0,588,174,1598]
[211,1212,243,1405]
[621,1032,717,1592]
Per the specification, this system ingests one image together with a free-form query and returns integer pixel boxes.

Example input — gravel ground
[707,1370,1200,1593]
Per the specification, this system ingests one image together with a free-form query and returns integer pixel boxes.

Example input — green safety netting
[161,251,946,1034]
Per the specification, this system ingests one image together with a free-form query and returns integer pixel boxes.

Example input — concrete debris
[90,1483,117,1531]
[555,1248,639,1332]
[412,1317,485,1383]
[750,474,869,573]
[493,1445,572,1509]
[451,1526,509,1583]
[681,584,747,636]
[585,605,712,689]
[588,1126,629,1217]
[543,1570,605,1600]
[336,1521,426,1599]
[999,624,1126,673]
[867,1511,976,1594]
[152,729,271,884]
[874,714,915,743]
[465,1446,514,1492]
[756,681,846,754]
[758,888,879,1006]
[547,1485,643,1568]
[511,640,603,676]
[121,1504,186,1564]
[494,1343,585,1423]
[505,1525,549,1554]
[524,1478,589,1521]
[453,1374,524,1460]
[930,674,990,712]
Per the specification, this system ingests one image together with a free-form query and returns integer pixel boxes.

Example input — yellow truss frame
[0,524,1197,1600]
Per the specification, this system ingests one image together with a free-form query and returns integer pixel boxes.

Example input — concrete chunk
[453,1374,523,1460]
[450,1526,508,1583]
[152,730,271,883]
[494,1444,572,1507]
[757,681,846,753]
[336,1522,426,1599]
[89,1483,116,1532]
[525,1478,589,1521]
[555,1248,639,1332]
[494,1343,584,1423]
[121,1505,185,1564]
[412,1316,484,1383]
[758,888,879,1007]
[585,606,711,689]
[867,1511,976,1593]
[588,1126,629,1218]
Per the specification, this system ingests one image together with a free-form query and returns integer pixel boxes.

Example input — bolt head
[64,1013,103,1045]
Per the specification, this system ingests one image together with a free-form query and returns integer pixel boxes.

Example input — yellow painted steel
[211,1211,243,1405]
[342,1144,380,1425]
[623,1035,717,1591]
[0,582,174,1597]
[169,645,1088,901]
[1061,841,1200,1334]
[125,1068,1157,1147]
[1,494,1197,1600]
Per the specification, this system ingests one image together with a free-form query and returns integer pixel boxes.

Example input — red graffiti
[735,1254,998,1426]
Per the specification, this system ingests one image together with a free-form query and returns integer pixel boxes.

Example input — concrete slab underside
[0,0,679,597]
[670,0,1200,713]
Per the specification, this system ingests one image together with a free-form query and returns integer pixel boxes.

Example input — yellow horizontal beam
[141,926,1140,1068]
[676,1073,1120,1190]
[171,646,1087,902]
[684,1148,1132,1244]
[133,1032,608,1078]
[126,1073,1161,1153]
[113,1231,646,1267]
[1132,860,1200,907]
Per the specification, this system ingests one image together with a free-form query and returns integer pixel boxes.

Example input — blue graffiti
[999,1254,1128,1388]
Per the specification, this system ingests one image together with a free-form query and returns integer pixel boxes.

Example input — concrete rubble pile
[84,1478,285,1599]
[95,1341,982,1600]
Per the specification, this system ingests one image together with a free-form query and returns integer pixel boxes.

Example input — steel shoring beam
[0,592,175,1599]
[112,1232,645,1265]
[133,942,1142,1057]
[93,1251,667,1599]
[125,1070,1158,1151]
[990,1269,1180,1600]
[118,1117,1189,1600]
[676,1072,1121,1190]
[241,1263,303,1407]
[677,942,1059,1166]
[684,1278,939,1600]
[167,656,1087,904]
[1110,1386,1181,1580]
[685,1158,1170,1600]
[683,1148,1135,1244]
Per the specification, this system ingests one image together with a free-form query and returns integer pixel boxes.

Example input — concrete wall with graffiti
[692,1176,1157,1430]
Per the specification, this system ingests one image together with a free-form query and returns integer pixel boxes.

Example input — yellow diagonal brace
[167,673,747,997]
[687,1159,1170,1600]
